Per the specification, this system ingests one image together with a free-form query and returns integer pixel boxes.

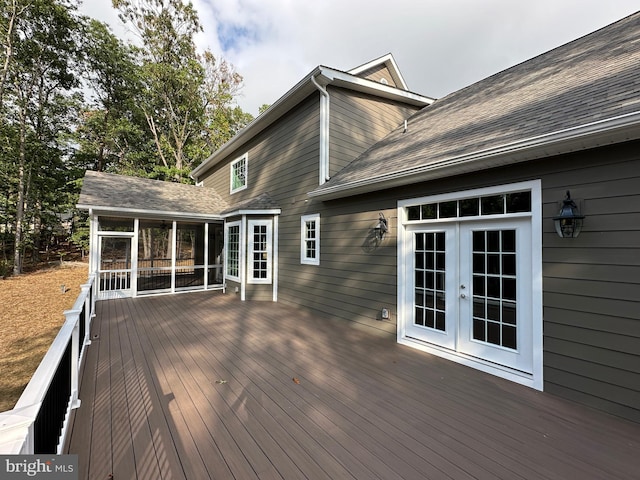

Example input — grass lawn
[0,262,89,412]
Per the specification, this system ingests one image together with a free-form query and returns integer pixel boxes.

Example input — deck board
[66,292,640,479]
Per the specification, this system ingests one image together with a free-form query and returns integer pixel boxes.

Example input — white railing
[0,273,97,454]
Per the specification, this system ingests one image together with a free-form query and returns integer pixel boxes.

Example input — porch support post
[204,222,209,290]
[171,220,177,293]
[241,215,247,301]
[272,215,278,302]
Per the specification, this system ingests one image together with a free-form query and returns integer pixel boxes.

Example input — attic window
[380,77,388,85]
[230,153,247,193]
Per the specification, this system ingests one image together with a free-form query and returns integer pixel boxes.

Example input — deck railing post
[64,310,82,411]
[80,283,92,348]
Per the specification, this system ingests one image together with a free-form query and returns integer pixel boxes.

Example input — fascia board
[76,204,224,221]
[320,67,434,106]
[309,111,640,201]
[222,208,282,218]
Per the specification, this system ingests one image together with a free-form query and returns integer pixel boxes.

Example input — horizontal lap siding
[200,84,639,421]
[536,143,640,422]
[305,141,640,421]
[355,64,398,87]
[329,87,420,174]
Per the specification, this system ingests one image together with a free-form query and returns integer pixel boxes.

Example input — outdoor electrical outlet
[381,308,390,320]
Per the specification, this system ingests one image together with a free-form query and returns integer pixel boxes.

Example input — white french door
[405,218,533,375]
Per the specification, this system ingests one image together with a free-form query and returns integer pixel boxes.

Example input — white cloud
[81,0,639,116]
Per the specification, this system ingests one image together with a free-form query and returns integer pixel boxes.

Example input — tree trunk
[13,113,26,275]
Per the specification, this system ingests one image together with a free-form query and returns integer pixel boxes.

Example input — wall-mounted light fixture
[374,212,388,240]
[553,191,585,238]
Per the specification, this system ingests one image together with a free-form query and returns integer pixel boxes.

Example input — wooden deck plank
[205,299,539,480]
[66,292,640,480]
[120,299,188,480]
[158,295,381,480]
[108,298,138,479]
[88,299,115,479]
[134,296,285,480]
[128,297,237,479]
[143,298,318,480]
[113,298,164,479]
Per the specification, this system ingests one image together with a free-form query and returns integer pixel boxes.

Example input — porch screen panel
[414,232,446,331]
[138,221,173,292]
[99,237,132,291]
[175,222,205,289]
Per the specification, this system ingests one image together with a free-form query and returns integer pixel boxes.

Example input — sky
[79,1,639,117]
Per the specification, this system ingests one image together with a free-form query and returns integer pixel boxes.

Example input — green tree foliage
[2,0,84,273]
[112,0,248,182]
[0,0,252,274]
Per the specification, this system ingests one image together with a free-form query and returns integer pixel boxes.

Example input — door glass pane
[414,232,446,331]
[460,198,479,217]
[471,229,517,350]
[439,201,457,218]
[421,204,437,219]
[506,191,531,213]
[481,195,504,215]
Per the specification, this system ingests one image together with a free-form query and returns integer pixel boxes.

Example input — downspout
[310,74,330,184]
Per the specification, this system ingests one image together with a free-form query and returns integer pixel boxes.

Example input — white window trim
[301,213,320,265]
[247,219,272,284]
[224,221,241,282]
[230,153,248,194]
[397,179,543,391]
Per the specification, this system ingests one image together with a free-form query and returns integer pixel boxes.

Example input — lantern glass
[553,191,584,238]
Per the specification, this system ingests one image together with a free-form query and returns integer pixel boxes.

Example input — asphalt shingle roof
[220,193,280,216]
[312,11,640,196]
[78,171,228,216]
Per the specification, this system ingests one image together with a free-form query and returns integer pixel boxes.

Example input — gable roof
[77,171,228,219]
[191,54,434,180]
[348,53,409,89]
[310,12,640,200]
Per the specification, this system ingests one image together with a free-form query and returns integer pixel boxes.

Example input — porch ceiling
[77,171,229,219]
[66,293,640,479]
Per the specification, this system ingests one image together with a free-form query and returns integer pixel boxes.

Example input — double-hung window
[301,214,320,265]
[225,222,241,281]
[248,220,272,283]
[230,153,247,193]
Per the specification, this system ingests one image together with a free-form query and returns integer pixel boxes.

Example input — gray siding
[354,64,398,87]
[329,87,420,175]
[200,85,639,421]
[301,140,640,422]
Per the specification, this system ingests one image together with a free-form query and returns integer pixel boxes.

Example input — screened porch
[95,216,225,299]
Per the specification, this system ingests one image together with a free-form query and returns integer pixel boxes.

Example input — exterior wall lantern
[374,213,388,240]
[553,191,585,238]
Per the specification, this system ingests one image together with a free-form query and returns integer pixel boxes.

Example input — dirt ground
[0,262,89,412]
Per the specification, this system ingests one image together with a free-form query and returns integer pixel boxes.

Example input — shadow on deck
[65,291,639,479]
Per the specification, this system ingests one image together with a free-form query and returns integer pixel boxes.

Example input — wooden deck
[66,292,639,479]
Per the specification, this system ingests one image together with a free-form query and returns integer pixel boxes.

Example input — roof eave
[191,67,434,180]
[222,208,282,218]
[77,204,225,221]
[308,111,640,201]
